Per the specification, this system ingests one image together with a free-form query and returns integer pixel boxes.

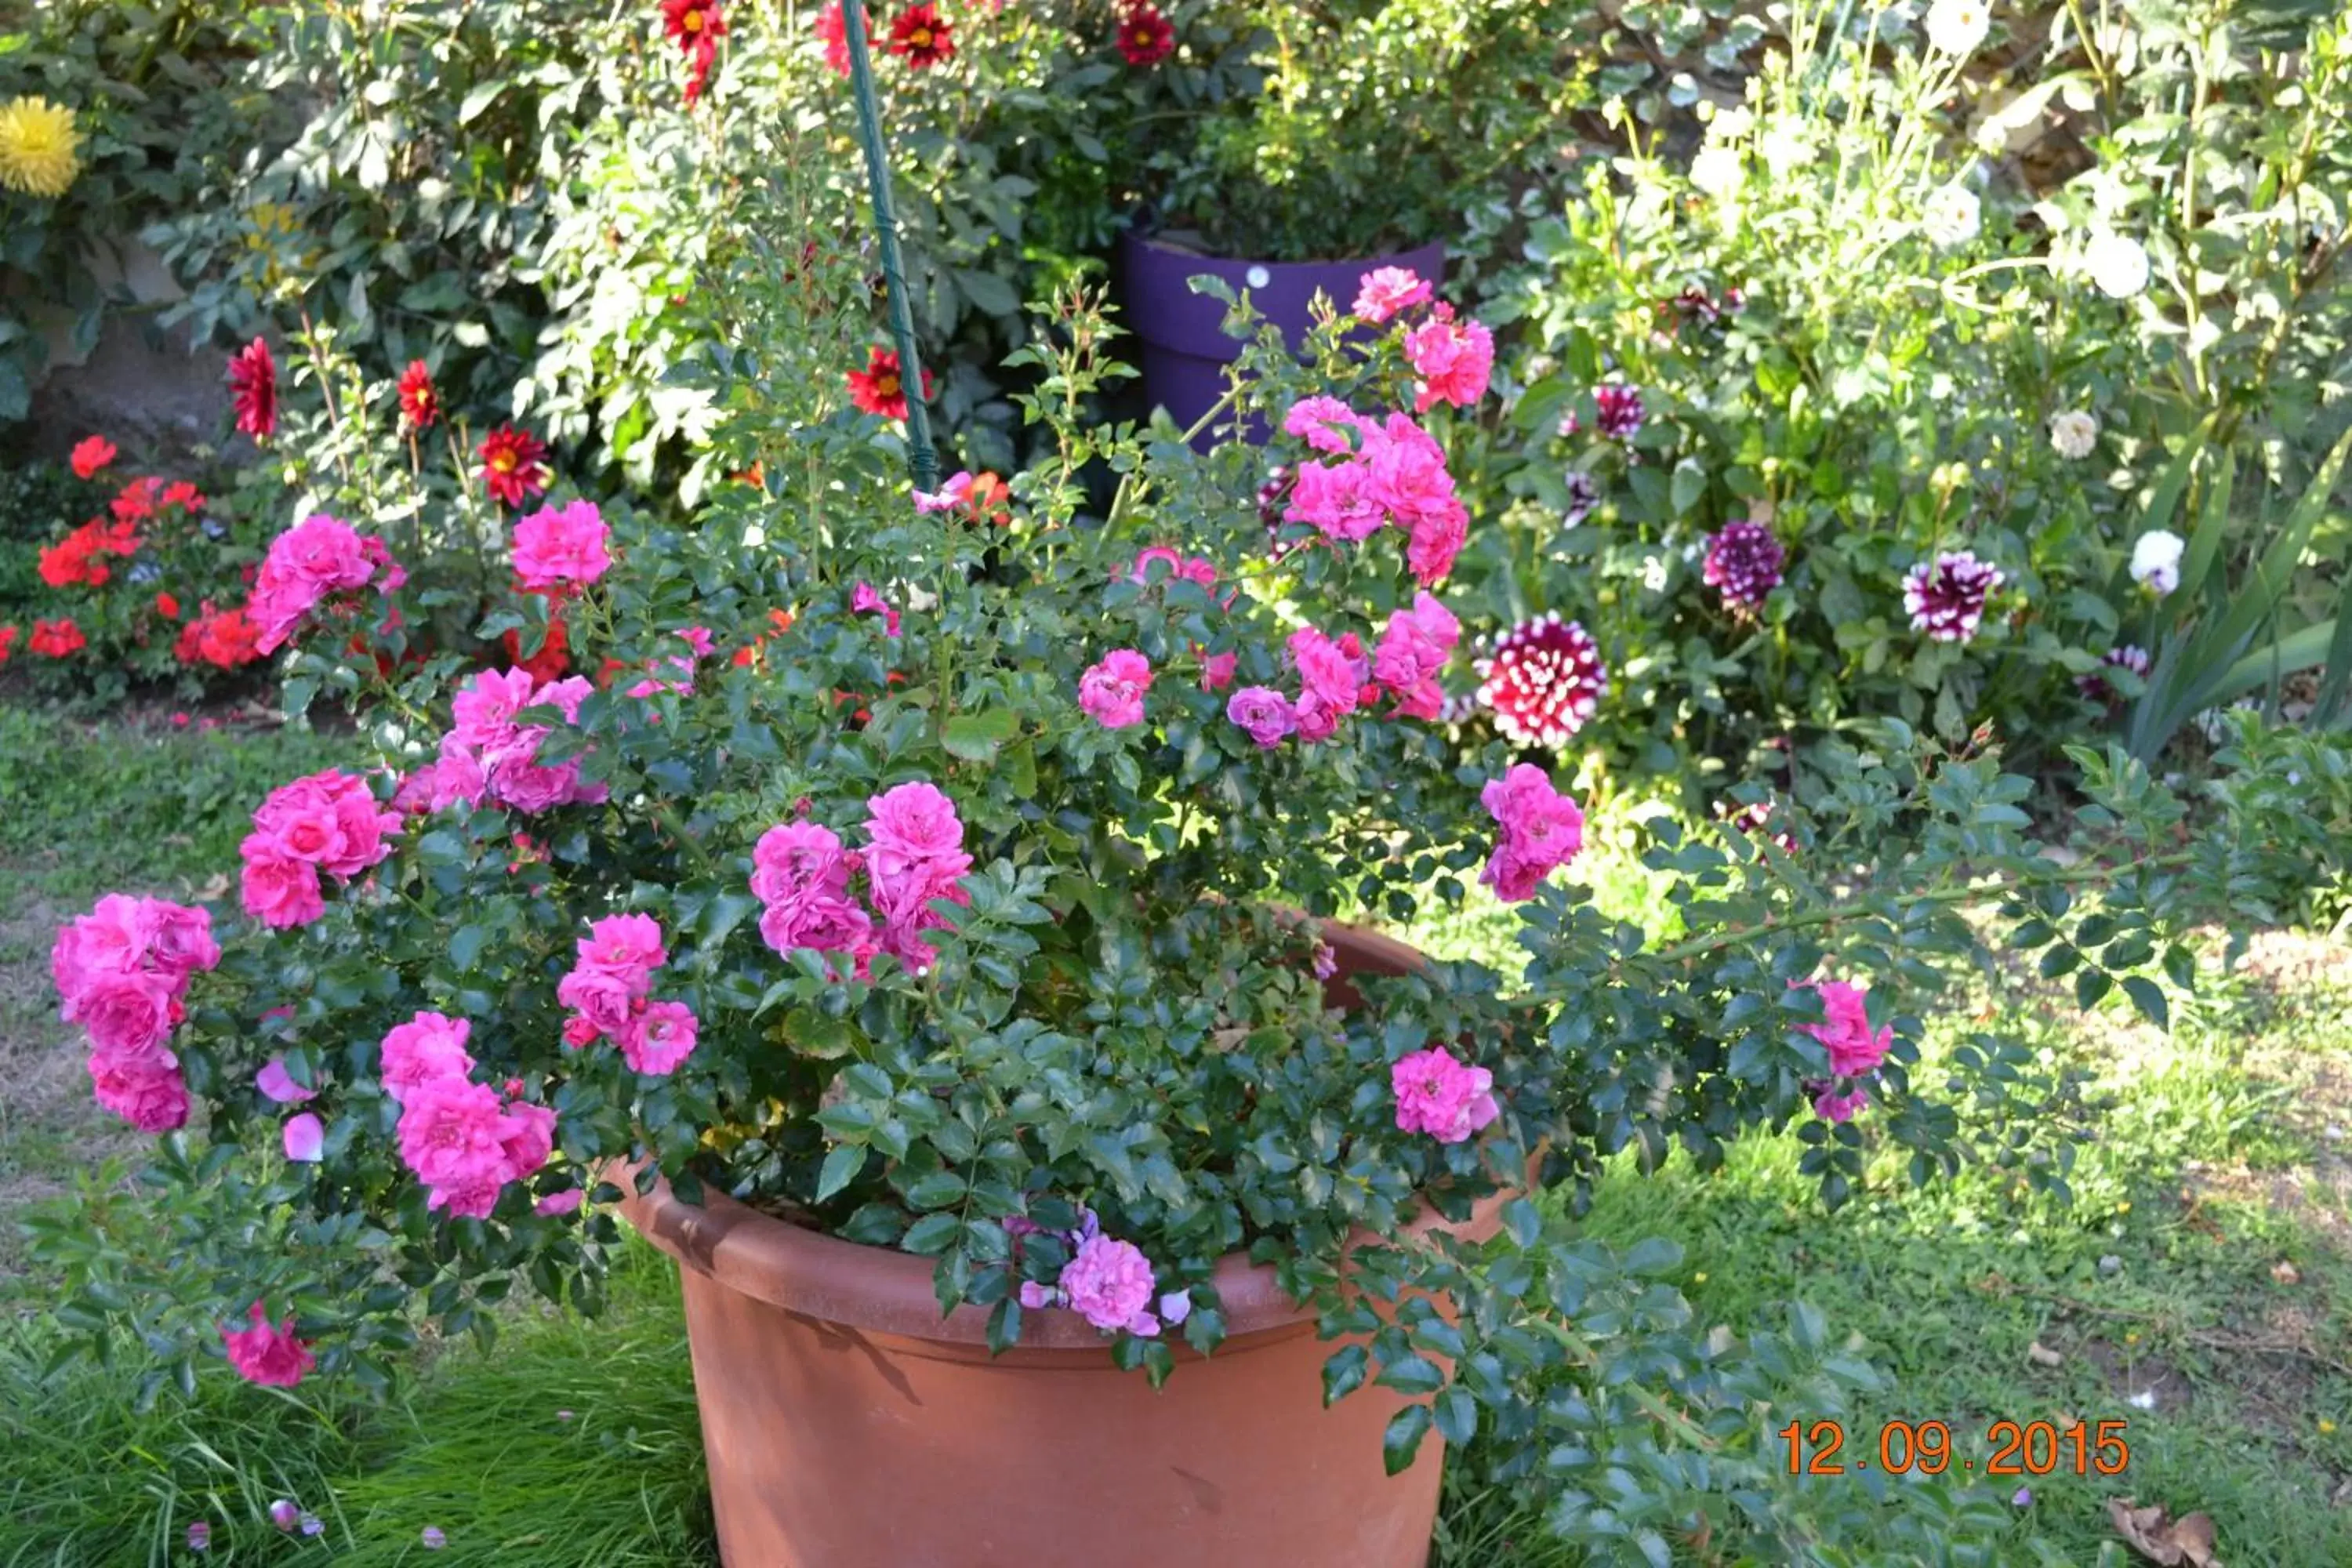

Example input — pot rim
[620,922,1515,1353]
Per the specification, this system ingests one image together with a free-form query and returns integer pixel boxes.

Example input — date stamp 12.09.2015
[1780,1417,2132,1478]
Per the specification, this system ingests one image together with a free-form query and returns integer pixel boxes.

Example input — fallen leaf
[2107,1497,2222,1566]
[2027,1340,2065,1368]
[2272,1260,2302,1285]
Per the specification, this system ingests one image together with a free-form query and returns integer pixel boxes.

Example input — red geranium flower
[111,475,163,524]
[70,436,116,479]
[184,604,265,668]
[503,603,573,683]
[477,426,552,508]
[1116,3,1174,66]
[845,347,933,420]
[162,481,208,512]
[887,2,953,67]
[397,360,439,431]
[30,618,85,659]
[227,337,278,439]
[0,625,16,666]
[155,592,181,620]
[36,519,129,588]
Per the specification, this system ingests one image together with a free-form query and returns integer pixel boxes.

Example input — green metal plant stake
[838,0,939,492]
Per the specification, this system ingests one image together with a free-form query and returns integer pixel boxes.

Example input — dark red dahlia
[887,2,953,67]
[1702,518,1785,609]
[845,347,933,420]
[1902,550,2005,644]
[662,0,725,49]
[1593,382,1643,442]
[1116,3,1174,65]
[477,426,552,509]
[397,360,439,431]
[2075,644,2151,706]
[227,337,278,439]
[1473,612,1609,747]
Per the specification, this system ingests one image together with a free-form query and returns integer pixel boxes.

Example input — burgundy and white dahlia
[1902,550,2004,643]
[1561,471,1599,528]
[2075,644,2151,706]
[1593,383,1645,442]
[1702,519,1784,608]
[1474,613,1608,747]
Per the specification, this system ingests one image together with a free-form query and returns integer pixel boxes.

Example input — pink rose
[498,1100,558,1181]
[511,499,612,591]
[1403,310,1494,412]
[89,1050,189,1131]
[1373,592,1461,719]
[1479,764,1585,902]
[851,581,902,637]
[620,1000,698,1075]
[1200,651,1238,692]
[1814,1086,1870,1123]
[1078,649,1153,729]
[1391,1044,1499,1144]
[1353,265,1432,324]
[535,1188,585,1216]
[378,1011,476,1104]
[1287,627,1365,720]
[222,1301,316,1387]
[863,781,967,869]
[1282,395,1368,454]
[251,514,377,652]
[396,1076,512,1192]
[758,895,874,960]
[1225,686,1297,750]
[239,839,327,928]
[1798,979,1893,1078]
[75,971,178,1064]
[575,913,667,991]
[1283,459,1385,543]
[556,967,638,1037]
[1057,1233,1158,1334]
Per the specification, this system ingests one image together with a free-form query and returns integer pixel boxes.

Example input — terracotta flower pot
[1116,228,1446,448]
[622,924,1509,1568]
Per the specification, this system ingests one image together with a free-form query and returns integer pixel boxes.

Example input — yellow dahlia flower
[0,96,83,199]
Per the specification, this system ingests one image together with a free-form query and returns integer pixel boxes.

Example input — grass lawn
[5,707,2350,1564]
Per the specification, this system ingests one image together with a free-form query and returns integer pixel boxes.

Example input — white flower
[1690,145,1745,198]
[2129,529,2184,596]
[2049,410,2099,460]
[1757,118,1816,176]
[2083,230,2150,299]
[1924,0,1992,56]
[1922,184,1982,247]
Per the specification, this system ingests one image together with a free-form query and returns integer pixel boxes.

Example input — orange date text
[1778,1418,2131,1477]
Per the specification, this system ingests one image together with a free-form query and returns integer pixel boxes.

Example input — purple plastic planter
[1116,229,1446,447]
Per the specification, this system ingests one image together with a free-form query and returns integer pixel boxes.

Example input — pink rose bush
[1078,649,1153,728]
[750,783,972,978]
[53,895,218,1131]
[1392,1045,1499,1144]
[557,915,699,1074]
[1279,405,1471,586]
[511,499,613,593]
[1402,307,1493,412]
[1352,265,1432,325]
[222,1301,315,1387]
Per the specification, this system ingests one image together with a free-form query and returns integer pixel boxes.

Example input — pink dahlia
[1078,649,1153,729]
[1903,550,2004,643]
[1703,519,1784,609]
[1391,1045,1499,1144]
[1473,613,1607,747]
[221,1301,314,1387]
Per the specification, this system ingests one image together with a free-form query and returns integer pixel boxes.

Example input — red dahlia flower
[1473,612,1609,748]
[662,0,726,103]
[1116,3,1174,65]
[227,338,278,439]
[477,426,552,508]
[845,347,933,420]
[887,2,953,67]
[815,1,869,76]
[397,361,439,431]
[155,592,181,620]
[70,435,116,479]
